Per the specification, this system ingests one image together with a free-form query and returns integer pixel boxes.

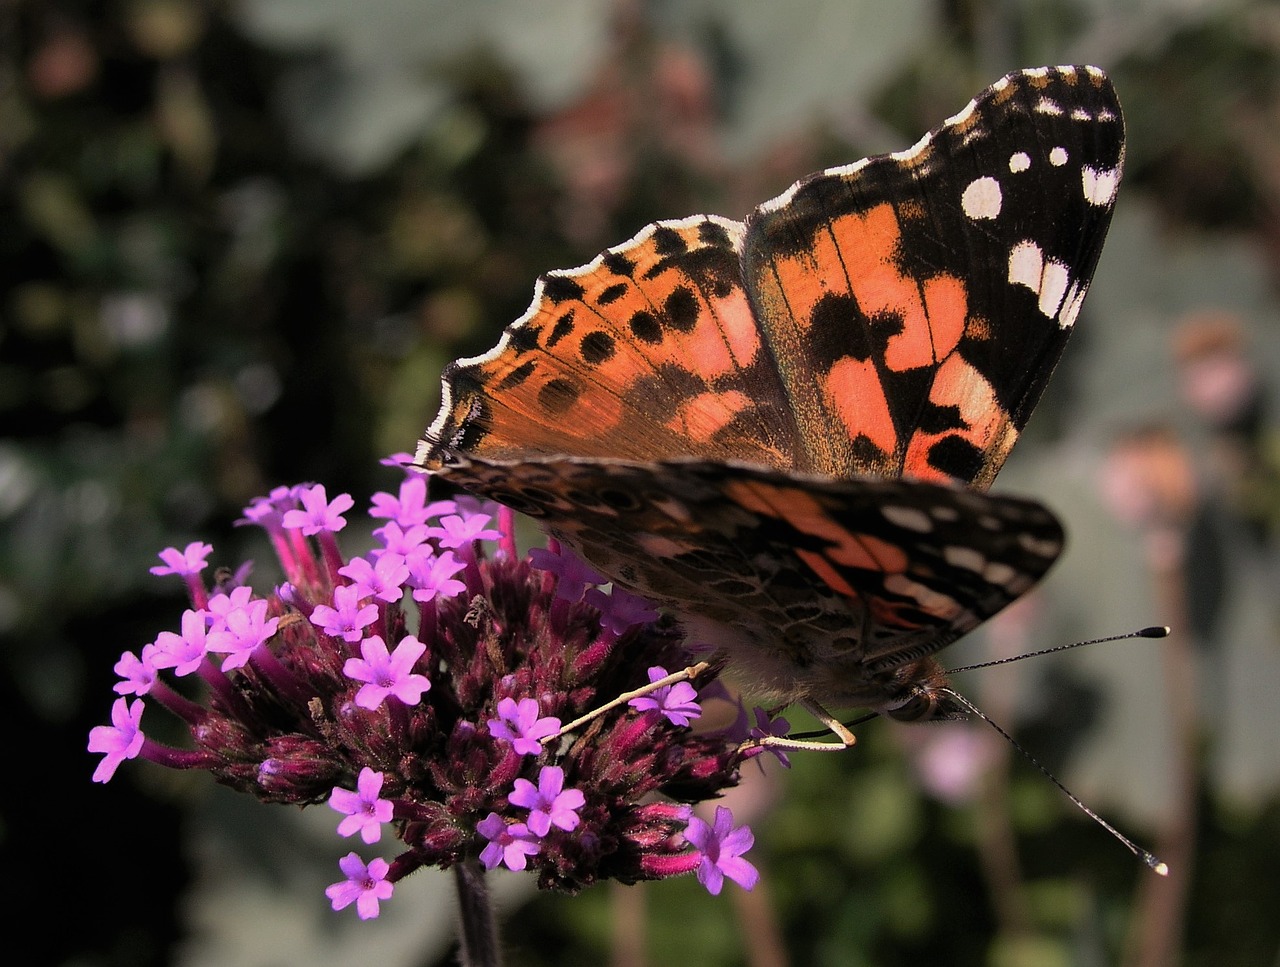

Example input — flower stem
[453,858,503,967]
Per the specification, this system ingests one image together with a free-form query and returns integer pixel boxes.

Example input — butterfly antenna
[940,686,1168,876]
[950,626,1169,674]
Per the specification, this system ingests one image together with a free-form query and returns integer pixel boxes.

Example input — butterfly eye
[883,683,966,722]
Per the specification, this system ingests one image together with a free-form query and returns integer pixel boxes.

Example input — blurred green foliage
[5,1,1280,966]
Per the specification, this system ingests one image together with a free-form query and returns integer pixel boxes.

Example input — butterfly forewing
[742,65,1123,486]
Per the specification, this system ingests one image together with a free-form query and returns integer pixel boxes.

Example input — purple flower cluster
[89,463,765,918]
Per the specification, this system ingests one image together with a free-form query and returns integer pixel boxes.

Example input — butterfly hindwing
[440,453,1064,704]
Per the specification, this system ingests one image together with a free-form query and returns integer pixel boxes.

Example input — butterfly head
[877,658,966,722]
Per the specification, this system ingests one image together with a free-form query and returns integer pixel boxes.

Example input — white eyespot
[961,176,1002,220]
[1071,108,1092,122]
[882,505,933,533]
[1082,165,1120,206]
[1049,146,1068,166]
[1009,151,1031,173]
[1035,98,1064,116]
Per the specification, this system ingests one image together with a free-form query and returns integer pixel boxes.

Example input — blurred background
[4,0,1280,964]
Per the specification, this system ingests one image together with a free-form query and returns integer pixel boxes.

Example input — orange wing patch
[422,217,803,471]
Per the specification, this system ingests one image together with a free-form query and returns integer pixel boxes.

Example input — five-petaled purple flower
[683,806,760,896]
[329,767,395,843]
[585,585,660,636]
[325,853,394,920]
[488,697,561,755]
[509,765,586,836]
[629,666,702,727]
[283,484,354,535]
[151,608,210,677]
[528,544,605,602]
[476,813,541,871]
[150,541,214,577]
[88,697,146,782]
[311,584,379,643]
[343,634,431,709]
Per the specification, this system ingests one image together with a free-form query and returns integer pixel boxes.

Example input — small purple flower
[339,553,410,604]
[509,765,585,836]
[343,635,431,710]
[310,584,379,643]
[206,599,281,671]
[325,853,394,920]
[747,706,792,769]
[369,474,433,526]
[239,485,300,528]
[683,806,759,896]
[629,666,701,727]
[205,586,254,629]
[476,813,540,871]
[431,513,501,549]
[406,549,467,604]
[584,586,660,636]
[527,545,605,603]
[149,541,214,577]
[151,609,211,677]
[282,484,355,535]
[113,644,159,696]
[488,697,561,755]
[330,767,395,844]
[374,520,432,559]
[88,697,146,782]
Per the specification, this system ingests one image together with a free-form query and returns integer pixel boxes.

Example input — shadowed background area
[5,1,1280,965]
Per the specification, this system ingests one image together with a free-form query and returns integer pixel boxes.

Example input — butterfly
[416,65,1125,738]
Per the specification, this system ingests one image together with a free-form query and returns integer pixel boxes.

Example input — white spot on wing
[1049,146,1068,166]
[1082,165,1120,206]
[882,505,933,533]
[1007,241,1079,328]
[1035,98,1064,116]
[944,546,987,572]
[884,574,963,619]
[1009,151,1031,173]
[1018,533,1061,558]
[961,176,1002,220]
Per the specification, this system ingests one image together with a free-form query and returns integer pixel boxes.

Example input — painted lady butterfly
[416,65,1125,735]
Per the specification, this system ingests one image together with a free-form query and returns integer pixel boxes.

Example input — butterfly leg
[743,700,858,753]
[542,660,715,745]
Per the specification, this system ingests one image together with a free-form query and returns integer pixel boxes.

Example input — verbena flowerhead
[89,463,765,918]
